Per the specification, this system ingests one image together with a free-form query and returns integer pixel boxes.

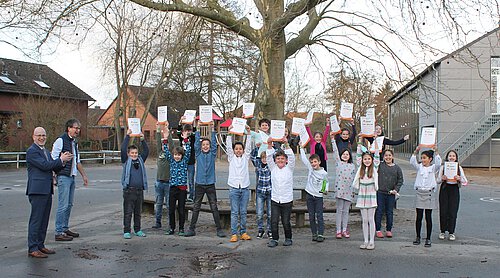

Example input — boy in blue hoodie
[120,129,149,239]
[184,122,226,238]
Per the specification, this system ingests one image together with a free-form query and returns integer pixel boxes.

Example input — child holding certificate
[226,129,253,242]
[335,120,357,159]
[352,136,380,250]
[330,132,356,239]
[305,118,330,171]
[437,150,468,241]
[410,146,441,247]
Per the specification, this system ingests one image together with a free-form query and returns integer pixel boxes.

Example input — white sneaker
[366,242,375,250]
[359,242,368,249]
[438,232,445,240]
[449,234,456,241]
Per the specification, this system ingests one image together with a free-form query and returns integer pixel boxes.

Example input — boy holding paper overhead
[437,150,468,241]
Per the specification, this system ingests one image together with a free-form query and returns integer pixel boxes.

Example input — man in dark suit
[26,127,72,258]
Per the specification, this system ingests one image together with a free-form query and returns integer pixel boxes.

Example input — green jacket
[156,130,172,182]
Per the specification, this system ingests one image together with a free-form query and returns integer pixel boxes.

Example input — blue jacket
[165,143,191,186]
[121,135,149,190]
[194,131,217,185]
[26,143,64,195]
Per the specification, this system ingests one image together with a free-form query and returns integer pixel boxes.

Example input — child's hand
[441,175,447,181]
[325,117,330,126]
[127,129,132,135]
[330,131,336,140]
[454,175,460,180]
[245,125,251,133]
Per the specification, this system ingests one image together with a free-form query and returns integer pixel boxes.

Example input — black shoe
[216,229,226,238]
[413,237,421,245]
[267,240,278,248]
[152,224,161,229]
[424,239,432,247]
[64,230,79,238]
[283,238,293,246]
[257,230,265,239]
[184,229,196,237]
[55,234,73,241]
[267,231,272,239]
[312,234,318,241]
[165,229,175,235]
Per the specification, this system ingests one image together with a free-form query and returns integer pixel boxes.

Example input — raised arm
[383,137,406,146]
[305,125,313,140]
[330,132,341,165]
[182,144,191,163]
[410,147,420,169]
[194,131,202,157]
[140,138,149,162]
[121,134,131,163]
[210,130,218,157]
[299,146,313,171]
[244,135,253,158]
[349,123,357,144]
[226,135,234,161]
[163,142,174,163]
[286,148,295,170]
[322,119,330,143]
[266,147,276,171]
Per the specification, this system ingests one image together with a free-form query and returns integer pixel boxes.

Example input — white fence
[0,150,121,168]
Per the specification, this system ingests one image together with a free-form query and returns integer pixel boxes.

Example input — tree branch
[285,7,321,59]
[270,0,326,34]
[129,0,259,44]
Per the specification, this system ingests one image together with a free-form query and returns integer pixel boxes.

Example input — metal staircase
[446,114,500,160]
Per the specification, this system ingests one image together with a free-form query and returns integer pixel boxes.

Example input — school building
[388,27,500,168]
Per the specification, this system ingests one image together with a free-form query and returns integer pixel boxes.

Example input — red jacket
[305,125,330,161]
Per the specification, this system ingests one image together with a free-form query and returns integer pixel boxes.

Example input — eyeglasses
[34,134,47,137]
[71,126,81,130]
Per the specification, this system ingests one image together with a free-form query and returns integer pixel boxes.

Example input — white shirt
[267,148,295,203]
[51,136,80,176]
[410,154,441,191]
[300,148,329,197]
[226,135,252,188]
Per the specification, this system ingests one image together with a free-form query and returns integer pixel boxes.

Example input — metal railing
[0,150,121,168]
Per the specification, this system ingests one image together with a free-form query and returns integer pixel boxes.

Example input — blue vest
[55,133,78,177]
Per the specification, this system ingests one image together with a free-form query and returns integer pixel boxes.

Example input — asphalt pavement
[0,155,499,277]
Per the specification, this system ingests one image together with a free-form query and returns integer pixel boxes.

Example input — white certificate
[370,136,384,153]
[182,110,196,124]
[242,103,255,119]
[330,115,341,134]
[157,106,168,123]
[299,126,310,147]
[444,162,458,180]
[339,102,354,120]
[291,117,305,135]
[127,118,141,137]
[199,105,213,124]
[420,127,436,147]
[259,130,269,145]
[229,117,246,135]
[305,109,316,125]
[366,107,375,120]
[360,116,375,137]
[270,120,286,141]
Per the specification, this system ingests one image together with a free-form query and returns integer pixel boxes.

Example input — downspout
[432,63,439,146]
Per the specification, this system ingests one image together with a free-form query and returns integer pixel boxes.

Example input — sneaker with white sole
[449,234,456,241]
[438,232,445,240]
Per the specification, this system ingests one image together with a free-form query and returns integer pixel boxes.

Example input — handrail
[0,150,121,168]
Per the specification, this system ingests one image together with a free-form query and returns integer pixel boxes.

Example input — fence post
[17,153,20,169]
[103,151,106,165]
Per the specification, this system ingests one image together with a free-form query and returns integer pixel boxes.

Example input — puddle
[190,253,233,274]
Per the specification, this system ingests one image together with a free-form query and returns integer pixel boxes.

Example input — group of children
[119,115,467,250]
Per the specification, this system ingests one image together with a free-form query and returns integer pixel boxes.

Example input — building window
[390,90,419,156]
[33,80,50,89]
[0,76,15,84]
[491,57,500,114]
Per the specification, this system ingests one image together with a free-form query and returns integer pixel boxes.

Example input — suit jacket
[26,143,64,195]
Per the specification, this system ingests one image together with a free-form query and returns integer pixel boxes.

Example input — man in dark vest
[51,119,89,241]
[26,127,72,258]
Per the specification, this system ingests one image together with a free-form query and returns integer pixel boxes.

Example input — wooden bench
[144,194,358,228]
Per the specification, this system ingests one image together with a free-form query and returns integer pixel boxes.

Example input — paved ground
[0,155,499,277]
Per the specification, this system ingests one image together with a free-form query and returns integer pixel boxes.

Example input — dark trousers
[189,184,222,230]
[123,188,144,233]
[271,200,293,241]
[439,184,460,234]
[375,192,396,231]
[28,194,52,252]
[416,208,432,240]
[169,186,187,231]
[306,193,324,235]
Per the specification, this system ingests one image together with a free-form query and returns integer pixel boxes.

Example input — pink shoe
[342,230,350,238]
[336,232,342,239]
[376,231,384,238]
[386,231,393,238]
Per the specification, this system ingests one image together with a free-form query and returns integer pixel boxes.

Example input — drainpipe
[432,63,439,148]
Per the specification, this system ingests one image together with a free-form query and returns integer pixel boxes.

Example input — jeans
[256,191,272,232]
[55,175,76,235]
[189,184,222,231]
[123,188,144,233]
[169,187,187,231]
[271,200,293,241]
[187,164,195,200]
[154,180,170,226]
[28,194,52,252]
[306,193,324,236]
[439,184,460,234]
[375,191,395,231]
[229,187,250,235]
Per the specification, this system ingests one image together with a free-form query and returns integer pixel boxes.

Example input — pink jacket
[306,125,330,161]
